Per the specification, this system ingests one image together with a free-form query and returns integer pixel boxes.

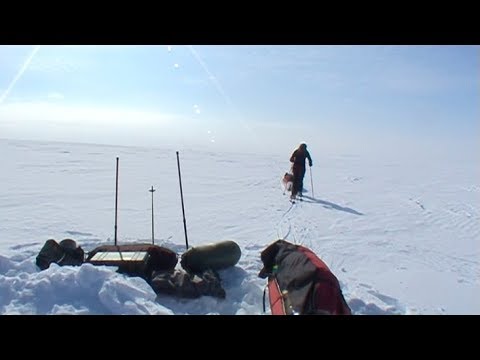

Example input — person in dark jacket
[289,142,312,199]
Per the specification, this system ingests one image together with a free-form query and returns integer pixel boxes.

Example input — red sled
[282,172,294,193]
[260,240,351,315]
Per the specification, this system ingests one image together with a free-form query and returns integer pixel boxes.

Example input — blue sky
[0,45,478,155]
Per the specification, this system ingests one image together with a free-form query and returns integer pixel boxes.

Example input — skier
[289,142,312,200]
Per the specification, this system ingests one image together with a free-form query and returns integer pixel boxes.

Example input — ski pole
[309,165,314,198]
[114,157,119,245]
[176,151,189,250]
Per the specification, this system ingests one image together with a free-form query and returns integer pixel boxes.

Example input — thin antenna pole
[114,157,119,245]
[176,151,189,250]
[149,186,155,245]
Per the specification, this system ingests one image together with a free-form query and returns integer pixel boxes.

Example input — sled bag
[259,239,351,315]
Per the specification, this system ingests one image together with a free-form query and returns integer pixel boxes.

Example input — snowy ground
[1,138,478,314]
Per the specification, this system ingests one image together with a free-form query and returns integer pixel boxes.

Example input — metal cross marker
[149,186,156,244]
